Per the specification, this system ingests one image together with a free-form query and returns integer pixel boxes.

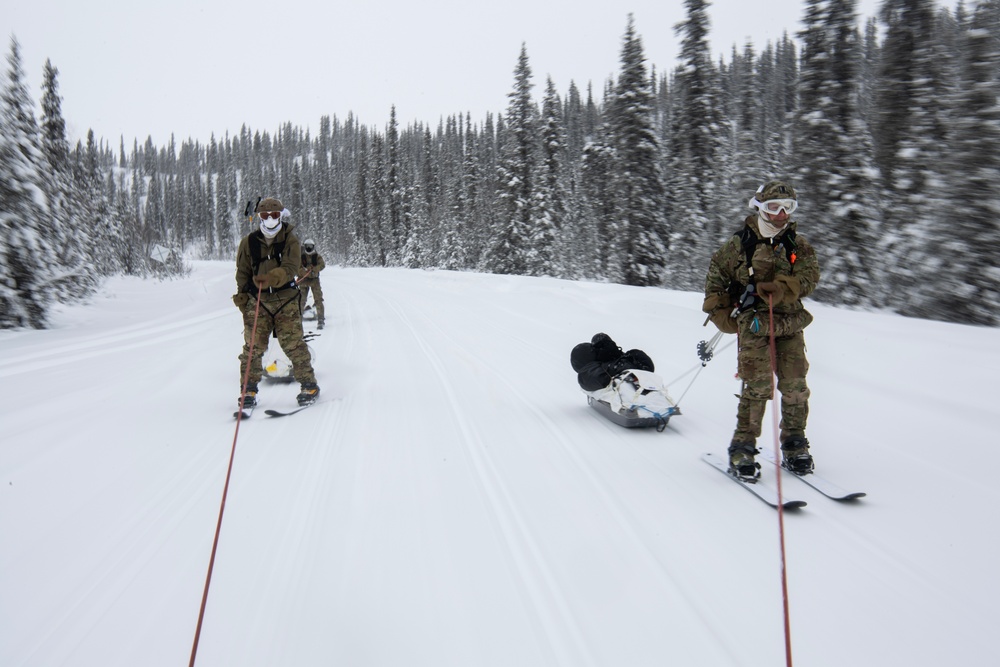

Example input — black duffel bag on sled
[570,333,680,431]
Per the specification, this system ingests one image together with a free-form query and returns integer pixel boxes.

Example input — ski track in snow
[0,310,234,379]
[345,280,595,665]
[397,289,743,663]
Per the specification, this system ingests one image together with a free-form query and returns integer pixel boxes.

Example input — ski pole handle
[730,283,756,318]
[243,197,261,223]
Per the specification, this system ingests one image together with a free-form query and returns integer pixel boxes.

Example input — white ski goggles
[755,198,797,215]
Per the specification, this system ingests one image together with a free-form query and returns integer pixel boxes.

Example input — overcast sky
[6,0,884,148]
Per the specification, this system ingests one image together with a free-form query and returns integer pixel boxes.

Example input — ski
[233,404,256,420]
[759,448,866,501]
[702,452,807,510]
[264,401,317,418]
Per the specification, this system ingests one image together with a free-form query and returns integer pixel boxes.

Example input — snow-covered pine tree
[857,18,880,131]
[369,131,388,265]
[875,0,949,318]
[938,1,1000,325]
[112,169,141,274]
[557,82,591,279]
[580,124,618,281]
[607,15,668,287]
[386,106,405,263]
[412,124,439,266]
[486,44,536,276]
[456,113,483,269]
[668,0,727,291]
[350,129,374,265]
[528,76,566,277]
[795,0,880,307]
[0,36,51,328]
[794,0,837,220]
[39,58,96,298]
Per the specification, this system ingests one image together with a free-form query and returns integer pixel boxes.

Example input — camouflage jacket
[703,215,820,335]
[299,251,326,281]
[235,223,302,300]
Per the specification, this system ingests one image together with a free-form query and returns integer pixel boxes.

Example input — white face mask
[757,214,787,239]
[259,219,281,238]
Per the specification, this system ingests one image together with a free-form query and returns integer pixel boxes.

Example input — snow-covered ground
[1,261,997,667]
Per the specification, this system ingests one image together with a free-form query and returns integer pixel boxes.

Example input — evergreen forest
[2,0,998,329]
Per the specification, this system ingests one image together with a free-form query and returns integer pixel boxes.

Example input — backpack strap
[245,231,287,294]
[735,225,798,283]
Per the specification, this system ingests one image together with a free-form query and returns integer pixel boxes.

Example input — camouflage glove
[233,293,249,308]
[755,281,787,304]
[709,309,739,334]
[773,275,802,304]
[253,268,288,289]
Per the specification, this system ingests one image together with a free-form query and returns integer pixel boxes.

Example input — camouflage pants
[733,330,810,444]
[301,278,324,320]
[239,294,316,386]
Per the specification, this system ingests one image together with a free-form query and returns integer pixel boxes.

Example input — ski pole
[697,330,725,365]
[244,196,261,225]
[671,330,733,408]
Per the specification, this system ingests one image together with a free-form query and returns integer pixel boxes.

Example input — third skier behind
[299,238,326,329]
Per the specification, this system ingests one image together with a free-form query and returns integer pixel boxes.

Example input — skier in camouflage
[299,238,327,329]
[702,181,820,481]
[233,197,320,408]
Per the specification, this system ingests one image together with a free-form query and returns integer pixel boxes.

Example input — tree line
[2,0,998,329]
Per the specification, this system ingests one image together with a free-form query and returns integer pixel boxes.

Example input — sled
[585,369,680,432]
[262,338,316,383]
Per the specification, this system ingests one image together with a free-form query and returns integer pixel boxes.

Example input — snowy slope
[1,261,997,667]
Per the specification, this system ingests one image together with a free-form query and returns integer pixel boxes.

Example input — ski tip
[783,500,808,510]
[836,492,867,501]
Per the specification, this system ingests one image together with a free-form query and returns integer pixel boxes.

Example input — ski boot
[238,383,258,409]
[728,441,761,482]
[318,319,325,330]
[781,436,814,475]
[296,381,320,406]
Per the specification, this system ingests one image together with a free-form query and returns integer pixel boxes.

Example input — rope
[189,288,263,667]
[767,293,795,667]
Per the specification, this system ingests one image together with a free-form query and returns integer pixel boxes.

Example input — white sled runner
[585,369,680,431]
